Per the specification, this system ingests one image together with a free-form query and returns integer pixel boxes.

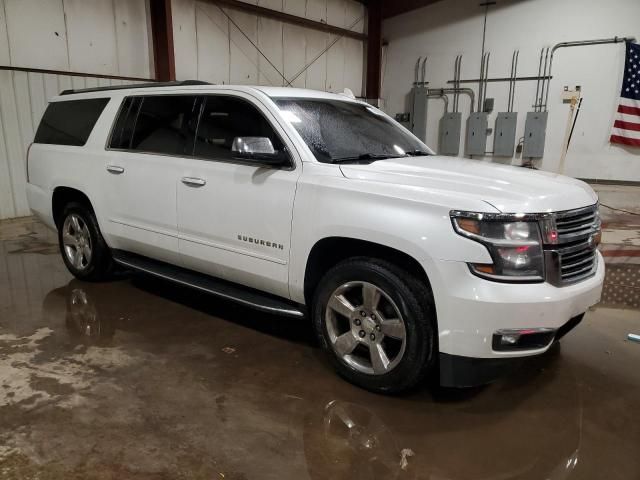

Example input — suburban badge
[238,235,284,250]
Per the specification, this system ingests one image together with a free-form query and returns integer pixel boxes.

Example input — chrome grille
[543,204,599,286]
[558,240,598,283]
[554,205,598,244]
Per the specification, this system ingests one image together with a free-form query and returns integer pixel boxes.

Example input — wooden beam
[149,0,176,81]
[204,0,367,41]
[365,0,382,100]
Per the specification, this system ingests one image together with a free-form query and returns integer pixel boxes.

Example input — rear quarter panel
[27,95,122,242]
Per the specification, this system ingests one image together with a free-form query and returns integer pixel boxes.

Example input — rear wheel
[312,257,436,394]
[58,202,114,281]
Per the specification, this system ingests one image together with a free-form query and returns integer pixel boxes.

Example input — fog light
[493,327,556,351]
[500,334,520,345]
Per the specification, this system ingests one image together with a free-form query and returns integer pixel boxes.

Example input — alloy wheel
[325,281,407,375]
[62,213,93,271]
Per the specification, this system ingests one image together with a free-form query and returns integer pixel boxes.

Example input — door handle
[181,177,206,187]
[106,165,125,174]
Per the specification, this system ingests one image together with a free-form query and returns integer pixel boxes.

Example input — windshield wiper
[403,149,431,156]
[330,153,406,164]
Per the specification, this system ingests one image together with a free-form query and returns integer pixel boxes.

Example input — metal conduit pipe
[534,48,545,112]
[481,52,490,111]
[453,55,462,112]
[542,36,637,110]
[539,47,550,111]
[426,93,449,112]
[428,88,475,112]
[421,57,427,86]
[507,50,519,112]
[414,56,429,86]
[478,53,486,112]
[414,57,422,85]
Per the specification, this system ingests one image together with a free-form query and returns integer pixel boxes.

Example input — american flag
[611,42,640,147]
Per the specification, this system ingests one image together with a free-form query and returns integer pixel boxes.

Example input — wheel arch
[52,186,95,229]
[303,236,434,307]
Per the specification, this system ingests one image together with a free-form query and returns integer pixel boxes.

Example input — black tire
[57,202,114,281]
[312,257,436,394]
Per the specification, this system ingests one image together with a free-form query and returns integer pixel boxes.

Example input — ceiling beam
[358,0,444,19]
[365,0,383,100]
[204,0,367,41]
[382,0,444,18]
[149,0,176,81]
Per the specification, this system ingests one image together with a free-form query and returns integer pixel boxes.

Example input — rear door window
[34,98,110,146]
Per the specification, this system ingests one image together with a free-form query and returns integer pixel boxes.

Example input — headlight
[451,211,545,282]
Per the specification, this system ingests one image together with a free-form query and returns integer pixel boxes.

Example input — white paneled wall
[173,0,365,95]
[382,0,640,181]
[0,0,153,220]
[0,72,139,220]
[0,0,152,78]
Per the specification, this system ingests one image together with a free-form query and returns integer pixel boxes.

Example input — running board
[112,250,306,318]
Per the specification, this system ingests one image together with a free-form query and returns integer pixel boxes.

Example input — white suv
[26,81,604,393]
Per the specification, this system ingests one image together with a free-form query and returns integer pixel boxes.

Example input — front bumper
[431,252,604,360]
[439,313,584,387]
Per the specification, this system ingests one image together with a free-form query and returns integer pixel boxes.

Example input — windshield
[274,98,432,163]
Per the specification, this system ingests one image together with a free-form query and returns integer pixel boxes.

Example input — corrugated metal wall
[0,0,152,78]
[0,0,153,220]
[173,0,365,95]
[0,72,140,220]
[0,0,367,220]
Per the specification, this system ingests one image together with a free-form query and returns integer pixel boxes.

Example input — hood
[339,156,597,213]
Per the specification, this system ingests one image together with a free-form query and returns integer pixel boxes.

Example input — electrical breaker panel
[523,111,548,158]
[493,112,518,157]
[411,88,429,142]
[465,113,489,156]
[438,112,462,156]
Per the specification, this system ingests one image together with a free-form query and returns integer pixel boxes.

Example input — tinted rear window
[34,98,110,146]
[109,97,143,149]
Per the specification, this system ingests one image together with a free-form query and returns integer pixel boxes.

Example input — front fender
[288,164,494,304]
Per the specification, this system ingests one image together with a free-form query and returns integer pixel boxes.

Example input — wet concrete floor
[1,216,639,480]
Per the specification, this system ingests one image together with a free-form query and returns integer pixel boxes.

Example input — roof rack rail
[60,80,212,96]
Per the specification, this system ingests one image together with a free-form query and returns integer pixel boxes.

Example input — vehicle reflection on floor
[306,398,580,480]
[37,279,585,480]
[64,286,116,345]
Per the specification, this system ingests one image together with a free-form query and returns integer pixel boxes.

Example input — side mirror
[231,137,289,166]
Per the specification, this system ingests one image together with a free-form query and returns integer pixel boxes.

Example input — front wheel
[312,258,436,394]
[58,202,114,281]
